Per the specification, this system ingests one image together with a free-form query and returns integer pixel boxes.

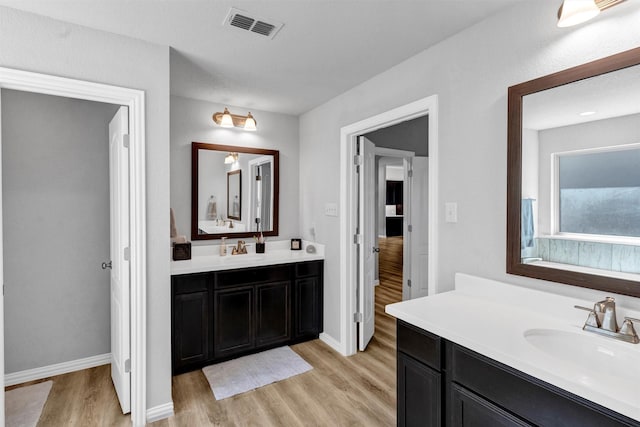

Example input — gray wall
[2,89,118,373]
[299,2,640,344]
[0,6,172,410]
[170,94,300,244]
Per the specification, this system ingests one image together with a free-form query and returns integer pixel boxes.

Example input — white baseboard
[146,402,174,423]
[5,353,111,386]
[319,332,347,356]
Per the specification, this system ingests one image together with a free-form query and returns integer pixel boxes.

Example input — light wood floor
[8,237,404,426]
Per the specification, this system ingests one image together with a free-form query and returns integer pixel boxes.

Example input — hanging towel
[521,199,534,249]
[170,208,178,238]
[207,196,217,220]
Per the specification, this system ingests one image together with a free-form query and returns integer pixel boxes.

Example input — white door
[410,157,429,298]
[358,137,376,351]
[0,89,5,422]
[109,106,131,414]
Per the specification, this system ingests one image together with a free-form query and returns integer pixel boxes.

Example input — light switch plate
[325,203,338,217]
[445,202,458,223]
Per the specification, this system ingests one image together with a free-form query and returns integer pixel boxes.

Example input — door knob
[373,247,380,253]
[102,261,112,270]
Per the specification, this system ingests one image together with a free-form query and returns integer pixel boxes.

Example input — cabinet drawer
[215,265,291,288]
[449,343,638,427]
[295,261,322,278]
[172,273,211,294]
[397,320,441,370]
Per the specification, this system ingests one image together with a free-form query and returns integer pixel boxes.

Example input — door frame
[339,95,438,356]
[374,147,414,301]
[0,67,147,426]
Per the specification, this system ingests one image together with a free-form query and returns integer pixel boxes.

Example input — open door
[109,106,131,413]
[358,137,376,351]
[410,157,429,298]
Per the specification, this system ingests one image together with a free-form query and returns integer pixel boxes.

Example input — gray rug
[203,346,312,400]
[6,380,52,427]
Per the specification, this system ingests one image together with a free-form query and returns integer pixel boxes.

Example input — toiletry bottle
[220,237,227,256]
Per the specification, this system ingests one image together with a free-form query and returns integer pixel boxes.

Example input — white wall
[537,113,640,235]
[299,2,640,343]
[2,89,117,373]
[170,95,300,244]
[0,6,172,410]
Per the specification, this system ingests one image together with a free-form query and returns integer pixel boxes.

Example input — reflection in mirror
[227,170,241,220]
[192,142,279,240]
[507,47,640,297]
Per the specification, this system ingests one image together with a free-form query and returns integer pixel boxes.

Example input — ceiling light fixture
[557,0,626,27]
[224,152,238,164]
[213,108,258,131]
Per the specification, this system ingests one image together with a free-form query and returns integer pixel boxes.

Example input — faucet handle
[574,305,601,328]
[619,319,640,343]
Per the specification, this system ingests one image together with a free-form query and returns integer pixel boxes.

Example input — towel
[170,208,178,238]
[521,199,534,249]
[207,197,217,220]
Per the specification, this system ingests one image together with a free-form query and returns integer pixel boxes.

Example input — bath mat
[202,346,312,400]
[6,380,52,427]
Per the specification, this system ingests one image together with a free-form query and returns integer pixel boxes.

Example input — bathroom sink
[523,329,640,382]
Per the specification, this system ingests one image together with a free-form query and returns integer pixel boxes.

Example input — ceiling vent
[223,8,284,39]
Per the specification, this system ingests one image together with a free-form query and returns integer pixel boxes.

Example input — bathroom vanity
[171,243,324,374]
[387,274,640,426]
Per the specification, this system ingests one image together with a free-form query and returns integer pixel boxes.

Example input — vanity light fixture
[557,0,626,27]
[224,152,239,164]
[212,108,258,131]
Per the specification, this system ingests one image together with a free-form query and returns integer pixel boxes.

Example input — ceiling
[523,62,640,130]
[0,0,529,115]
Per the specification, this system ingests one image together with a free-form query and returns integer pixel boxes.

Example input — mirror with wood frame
[192,142,279,240]
[507,47,640,298]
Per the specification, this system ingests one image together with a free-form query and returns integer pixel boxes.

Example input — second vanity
[386,274,640,426]
[171,241,324,374]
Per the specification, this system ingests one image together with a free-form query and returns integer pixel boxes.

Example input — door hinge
[125,358,131,373]
[407,279,412,288]
[123,247,130,261]
[408,224,413,232]
[408,169,413,178]
[354,155,362,165]
[354,234,362,245]
[354,312,363,323]
[123,134,130,148]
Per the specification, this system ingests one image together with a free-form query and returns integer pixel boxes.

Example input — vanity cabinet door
[293,276,321,339]
[255,281,290,347]
[451,384,531,427]
[173,290,209,372]
[214,286,254,358]
[398,351,441,427]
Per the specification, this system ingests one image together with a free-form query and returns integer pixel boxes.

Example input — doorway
[339,95,438,356]
[0,67,147,426]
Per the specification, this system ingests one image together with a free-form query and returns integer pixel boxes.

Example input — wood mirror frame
[191,142,279,240]
[507,46,640,298]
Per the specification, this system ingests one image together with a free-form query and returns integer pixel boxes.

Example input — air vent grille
[223,8,284,39]
[230,14,254,31]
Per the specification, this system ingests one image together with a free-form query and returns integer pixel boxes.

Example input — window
[554,145,640,239]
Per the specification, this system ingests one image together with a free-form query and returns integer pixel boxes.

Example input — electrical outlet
[325,203,338,217]
[445,202,458,223]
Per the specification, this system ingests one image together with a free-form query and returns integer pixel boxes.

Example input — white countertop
[386,273,640,421]
[171,240,324,275]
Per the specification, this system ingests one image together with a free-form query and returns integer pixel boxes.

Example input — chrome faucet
[575,297,639,344]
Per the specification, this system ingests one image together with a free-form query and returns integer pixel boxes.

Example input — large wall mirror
[507,47,640,297]
[192,142,279,240]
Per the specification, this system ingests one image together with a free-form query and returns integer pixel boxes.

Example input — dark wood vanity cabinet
[396,320,640,427]
[172,260,323,374]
